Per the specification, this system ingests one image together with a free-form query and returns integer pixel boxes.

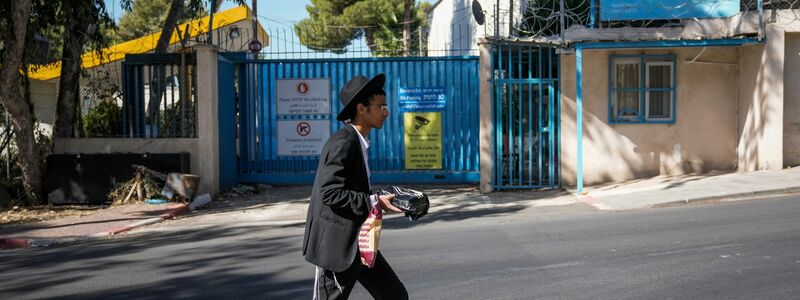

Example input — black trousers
[314,251,408,300]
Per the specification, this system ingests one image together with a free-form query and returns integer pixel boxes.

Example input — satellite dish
[472,0,485,25]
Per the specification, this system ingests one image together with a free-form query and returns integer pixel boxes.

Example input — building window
[609,54,676,124]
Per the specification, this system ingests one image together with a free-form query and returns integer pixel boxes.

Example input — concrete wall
[737,25,786,171]
[53,138,200,174]
[479,40,493,192]
[783,33,800,166]
[192,45,221,195]
[560,47,740,185]
[52,45,222,196]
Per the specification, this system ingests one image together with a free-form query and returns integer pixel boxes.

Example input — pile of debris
[109,165,200,206]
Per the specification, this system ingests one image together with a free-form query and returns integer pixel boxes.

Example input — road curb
[652,187,800,208]
[0,203,190,250]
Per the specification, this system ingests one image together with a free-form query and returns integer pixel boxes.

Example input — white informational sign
[276,79,331,115]
[277,120,330,156]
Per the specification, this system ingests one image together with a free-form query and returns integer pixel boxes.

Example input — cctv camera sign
[398,87,446,111]
[404,112,442,169]
[277,79,331,115]
[277,120,330,156]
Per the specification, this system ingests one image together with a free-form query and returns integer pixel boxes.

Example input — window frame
[608,54,677,124]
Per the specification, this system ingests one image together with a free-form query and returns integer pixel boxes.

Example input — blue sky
[104,0,311,23]
[102,0,374,57]
[104,0,344,55]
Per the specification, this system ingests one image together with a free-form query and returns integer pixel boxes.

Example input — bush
[83,100,121,137]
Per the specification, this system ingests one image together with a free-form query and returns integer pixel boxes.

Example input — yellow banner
[404,112,442,170]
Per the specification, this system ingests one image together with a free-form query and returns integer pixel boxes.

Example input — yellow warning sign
[404,112,442,170]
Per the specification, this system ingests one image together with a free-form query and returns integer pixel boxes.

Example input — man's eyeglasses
[369,104,389,111]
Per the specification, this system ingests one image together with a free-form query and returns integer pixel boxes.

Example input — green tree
[54,0,115,138]
[295,0,432,55]
[0,0,40,204]
[1,0,115,204]
[115,0,243,134]
[113,0,207,44]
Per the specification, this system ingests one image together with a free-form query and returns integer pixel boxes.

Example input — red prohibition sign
[296,82,309,94]
[297,122,311,136]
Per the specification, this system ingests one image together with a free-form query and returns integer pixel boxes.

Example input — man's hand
[378,194,403,214]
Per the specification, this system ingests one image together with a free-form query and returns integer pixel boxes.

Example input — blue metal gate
[492,44,560,190]
[218,54,480,186]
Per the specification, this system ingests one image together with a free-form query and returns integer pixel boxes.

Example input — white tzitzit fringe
[313,266,321,300]
[333,272,343,294]
[313,266,343,299]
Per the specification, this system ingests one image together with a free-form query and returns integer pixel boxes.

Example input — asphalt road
[2,195,799,299]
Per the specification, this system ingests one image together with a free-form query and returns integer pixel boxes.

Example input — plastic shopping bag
[358,204,382,268]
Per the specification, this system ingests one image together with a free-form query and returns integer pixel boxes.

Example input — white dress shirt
[351,124,378,207]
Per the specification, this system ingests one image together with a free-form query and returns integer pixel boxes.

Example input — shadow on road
[0,224,311,299]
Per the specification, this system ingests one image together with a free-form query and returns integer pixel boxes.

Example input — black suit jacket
[303,125,373,272]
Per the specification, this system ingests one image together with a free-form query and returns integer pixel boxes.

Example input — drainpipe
[589,0,597,28]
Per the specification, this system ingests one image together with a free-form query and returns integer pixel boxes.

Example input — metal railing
[121,53,198,138]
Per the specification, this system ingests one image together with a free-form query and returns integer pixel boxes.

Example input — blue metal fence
[492,44,560,190]
[219,54,481,185]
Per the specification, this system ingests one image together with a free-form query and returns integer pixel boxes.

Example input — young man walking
[302,73,409,300]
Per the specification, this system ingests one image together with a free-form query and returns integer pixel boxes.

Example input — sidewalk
[575,167,800,210]
[2,167,799,249]
[0,203,188,249]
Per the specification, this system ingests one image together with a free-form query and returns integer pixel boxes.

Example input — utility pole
[253,0,258,43]
[208,0,216,44]
[508,0,513,37]
[560,0,566,44]
[494,1,499,37]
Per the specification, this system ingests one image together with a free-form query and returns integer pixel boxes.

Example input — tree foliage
[113,0,207,44]
[83,100,121,138]
[295,0,432,55]
[0,0,41,204]
[0,0,115,204]
[55,0,116,138]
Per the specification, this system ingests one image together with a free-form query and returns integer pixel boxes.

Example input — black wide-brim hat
[336,73,386,121]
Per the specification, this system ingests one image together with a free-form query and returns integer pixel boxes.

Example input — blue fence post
[217,55,238,191]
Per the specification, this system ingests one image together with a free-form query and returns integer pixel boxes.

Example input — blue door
[492,44,561,190]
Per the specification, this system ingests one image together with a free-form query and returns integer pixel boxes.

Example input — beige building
[558,10,800,187]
